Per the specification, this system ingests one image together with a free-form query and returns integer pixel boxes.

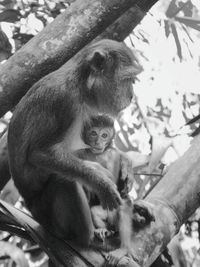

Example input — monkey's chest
[97,151,121,182]
[54,115,89,153]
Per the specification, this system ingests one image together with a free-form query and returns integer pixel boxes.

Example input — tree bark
[99,0,159,41]
[0,0,159,118]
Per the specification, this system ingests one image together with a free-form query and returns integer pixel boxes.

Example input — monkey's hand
[94,228,115,242]
[132,200,155,229]
[98,174,122,211]
[89,162,122,210]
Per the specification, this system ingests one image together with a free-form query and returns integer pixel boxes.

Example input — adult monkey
[8,39,142,246]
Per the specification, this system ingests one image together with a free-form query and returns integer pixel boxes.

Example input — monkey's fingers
[94,228,115,241]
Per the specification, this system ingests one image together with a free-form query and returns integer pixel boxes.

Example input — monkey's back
[7,67,78,199]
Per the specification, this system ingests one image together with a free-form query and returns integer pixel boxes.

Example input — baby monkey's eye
[102,133,108,139]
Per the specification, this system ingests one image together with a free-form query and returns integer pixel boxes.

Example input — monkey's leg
[54,181,94,246]
[91,206,115,241]
[31,179,94,246]
[29,149,122,210]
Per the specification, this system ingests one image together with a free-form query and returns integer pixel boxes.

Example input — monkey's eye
[102,133,108,139]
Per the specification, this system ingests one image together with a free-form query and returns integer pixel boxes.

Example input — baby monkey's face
[86,127,114,154]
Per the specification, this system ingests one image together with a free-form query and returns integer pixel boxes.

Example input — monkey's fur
[79,114,134,204]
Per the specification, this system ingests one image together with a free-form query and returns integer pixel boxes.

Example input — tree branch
[0,0,159,117]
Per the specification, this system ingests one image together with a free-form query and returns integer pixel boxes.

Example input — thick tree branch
[0,0,159,118]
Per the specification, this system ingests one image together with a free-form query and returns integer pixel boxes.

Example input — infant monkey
[79,114,134,202]
[80,115,155,266]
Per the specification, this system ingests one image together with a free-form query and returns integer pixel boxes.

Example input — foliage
[0,0,70,52]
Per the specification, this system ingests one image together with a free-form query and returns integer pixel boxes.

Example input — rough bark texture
[99,0,159,41]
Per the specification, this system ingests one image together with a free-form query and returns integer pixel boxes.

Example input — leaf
[171,23,182,60]
[0,9,21,22]
[178,0,193,17]
[166,0,178,18]
[183,22,200,31]
[166,0,194,18]
[190,126,200,137]
[181,24,194,42]
[164,20,170,38]
[186,113,200,125]
[175,16,200,31]
[0,241,29,267]
[175,16,200,26]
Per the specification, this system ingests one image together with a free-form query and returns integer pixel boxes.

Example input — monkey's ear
[89,51,106,72]
[119,65,143,81]
[125,65,143,76]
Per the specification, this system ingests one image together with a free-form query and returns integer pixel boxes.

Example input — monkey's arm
[29,149,122,210]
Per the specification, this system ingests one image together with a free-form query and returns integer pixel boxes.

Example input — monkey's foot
[133,199,155,229]
[103,249,139,267]
[94,228,115,242]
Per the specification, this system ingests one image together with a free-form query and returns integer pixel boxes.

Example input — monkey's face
[84,39,142,117]
[85,127,114,154]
